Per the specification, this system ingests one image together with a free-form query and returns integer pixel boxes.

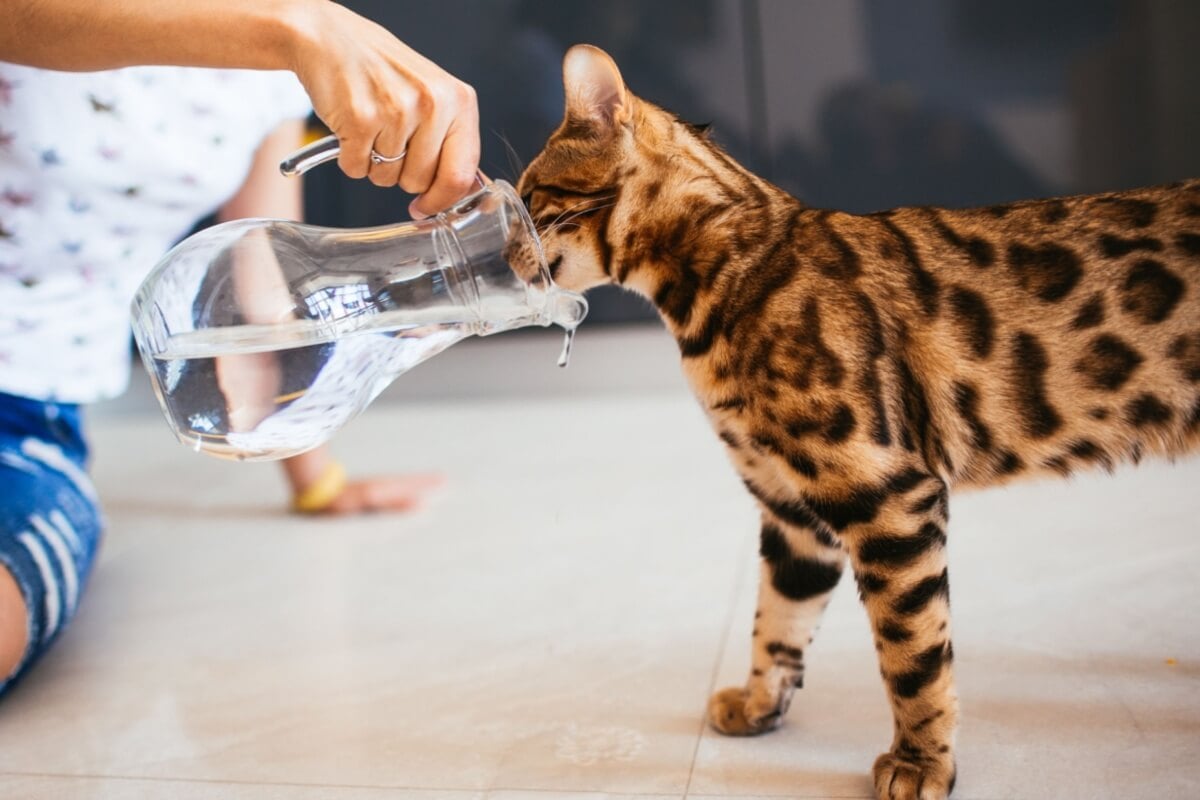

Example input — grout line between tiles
[682,531,756,799]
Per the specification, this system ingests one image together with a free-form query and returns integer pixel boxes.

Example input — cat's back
[846,178,1200,485]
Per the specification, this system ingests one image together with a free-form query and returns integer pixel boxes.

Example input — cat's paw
[872,751,956,800]
[705,686,784,736]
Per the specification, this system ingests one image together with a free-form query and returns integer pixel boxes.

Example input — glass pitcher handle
[279,134,341,177]
[279,134,487,189]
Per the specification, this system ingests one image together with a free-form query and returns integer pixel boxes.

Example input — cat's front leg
[849,478,958,800]
[708,511,846,735]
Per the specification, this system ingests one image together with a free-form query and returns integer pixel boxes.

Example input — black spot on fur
[824,404,857,443]
[1007,242,1083,303]
[787,452,820,479]
[953,381,993,451]
[913,710,945,732]
[712,396,747,412]
[766,641,804,660]
[814,211,863,279]
[1076,334,1145,391]
[1071,293,1106,330]
[809,490,885,532]
[908,489,948,519]
[1089,407,1111,421]
[1043,455,1073,477]
[788,298,845,390]
[1012,333,1062,438]
[930,212,995,267]
[1178,232,1200,257]
[743,479,838,547]
[891,642,950,699]
[858,523,947,568]
[996,450,1024,475]
[880,217,940,315]
[1068,439,1114,472]
[655,260,703,326]
[897,358,944,465]
[856,571,889,598]
[1121,259,1186,324]
[948,286,995,360]
[853,292,892,446]
[895,569,950,616]
[1041,200,1069,224]
[1126,393,1173,427]
[1168,333,1200,382]
[1100,233,1163,258]
[721,208,803,339]
[760,523,843,602]
[678,310,722,358]
[1097,196,1158,228]
[595,201,616,279]
[879,621,913,643]
[887,469,931,495]
[807,470,927,533]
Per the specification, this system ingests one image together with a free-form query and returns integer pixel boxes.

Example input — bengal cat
[514,44,1200,799]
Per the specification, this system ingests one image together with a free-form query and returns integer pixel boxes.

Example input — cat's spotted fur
[515,45,1200,800]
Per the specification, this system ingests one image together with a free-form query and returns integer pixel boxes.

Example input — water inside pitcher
[130,175,587,461]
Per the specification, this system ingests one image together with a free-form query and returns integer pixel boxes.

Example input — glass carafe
[130,175,586,462]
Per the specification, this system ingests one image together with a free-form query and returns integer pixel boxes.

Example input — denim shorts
[0,392,104,695]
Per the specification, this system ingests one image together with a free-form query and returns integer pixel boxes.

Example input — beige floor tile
[0,393,752,796]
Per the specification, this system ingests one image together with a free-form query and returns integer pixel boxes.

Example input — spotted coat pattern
[516,45,1200,800]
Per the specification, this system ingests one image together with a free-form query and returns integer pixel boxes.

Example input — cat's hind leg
[707,511,846,735]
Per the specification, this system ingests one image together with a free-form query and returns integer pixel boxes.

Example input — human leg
[0,393,104,695]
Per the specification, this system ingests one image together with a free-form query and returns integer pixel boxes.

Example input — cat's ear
[562,44,632,129]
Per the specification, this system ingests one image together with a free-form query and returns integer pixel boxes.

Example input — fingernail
[408,199,429,220]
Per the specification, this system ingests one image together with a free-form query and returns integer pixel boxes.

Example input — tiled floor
[1,326,1197,799]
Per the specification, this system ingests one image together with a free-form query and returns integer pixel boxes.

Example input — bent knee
[0,565,30,681]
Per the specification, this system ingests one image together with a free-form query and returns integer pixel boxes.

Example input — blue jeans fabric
[0,392,104,695]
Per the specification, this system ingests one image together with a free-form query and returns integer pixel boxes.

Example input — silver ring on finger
[369,148,407,165]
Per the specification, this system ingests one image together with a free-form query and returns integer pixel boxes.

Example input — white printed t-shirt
[0,64,311,403]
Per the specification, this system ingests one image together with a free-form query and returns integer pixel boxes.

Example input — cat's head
[516,44,678,296]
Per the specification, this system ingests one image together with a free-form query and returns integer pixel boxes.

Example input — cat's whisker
[494,132,525,183]
[548,196,616,229]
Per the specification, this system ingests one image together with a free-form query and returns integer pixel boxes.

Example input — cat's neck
[613,107,803,336]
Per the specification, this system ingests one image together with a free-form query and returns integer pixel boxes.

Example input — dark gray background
[302,0,1200,323]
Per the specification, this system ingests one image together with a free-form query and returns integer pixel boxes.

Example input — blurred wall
[304,0,1200,323]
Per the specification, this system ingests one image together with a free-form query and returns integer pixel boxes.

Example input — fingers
[408,110,482,219]
[325,474,446,516]
[335,112,377,180]
[366,126,410,188]
[337,81,479,215]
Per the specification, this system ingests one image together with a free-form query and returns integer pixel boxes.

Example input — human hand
[285,1,480,217]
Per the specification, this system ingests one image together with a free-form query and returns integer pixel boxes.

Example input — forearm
[218,119,306,224]
[2,0,316,72]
